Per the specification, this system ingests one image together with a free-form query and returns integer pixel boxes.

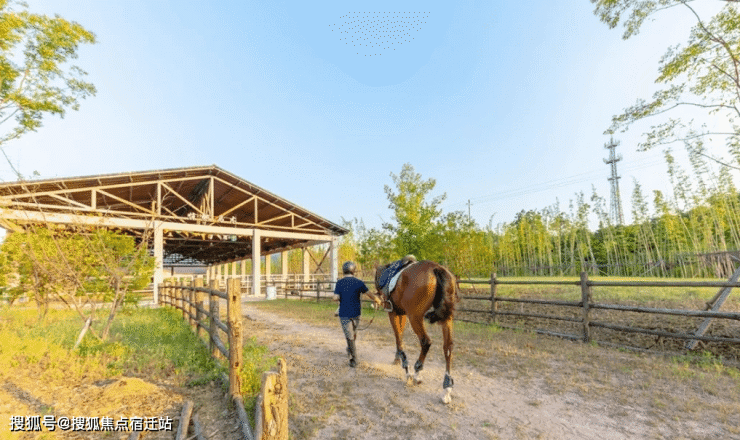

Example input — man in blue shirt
[333,261,369,367]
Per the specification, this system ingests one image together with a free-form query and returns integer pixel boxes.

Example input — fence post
[209,279,220,359]
[190,279,197,331]
[175,279,188,319]
[178,279,184,314]
[580,271,592,343]
[227,278,243,399]
[165,279,171,307]
[161,280,168,307]
[316,281,320,302]
[490,272,497,325]
[255,358,288,440]
[195,276,204,338]
[173,279,179,312]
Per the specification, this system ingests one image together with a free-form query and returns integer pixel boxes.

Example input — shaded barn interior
[0,165,347,299]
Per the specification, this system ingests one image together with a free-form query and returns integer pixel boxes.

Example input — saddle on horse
[379,255,417,308]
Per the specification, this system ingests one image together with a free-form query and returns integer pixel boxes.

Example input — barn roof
[0,165,347,265]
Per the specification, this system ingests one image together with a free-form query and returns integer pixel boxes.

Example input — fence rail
[457,272,740,353]
[165,271,739,356]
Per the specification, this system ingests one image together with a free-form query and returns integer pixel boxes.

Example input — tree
[591,1,740,168]
[383,163,446,259]
[0,225,154,339]
[0,0,96,170]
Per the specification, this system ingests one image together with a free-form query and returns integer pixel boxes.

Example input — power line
[445,156,664,209]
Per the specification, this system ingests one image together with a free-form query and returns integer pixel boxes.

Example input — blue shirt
[334,276,369,318]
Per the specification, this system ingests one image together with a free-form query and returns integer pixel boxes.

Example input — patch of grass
[0,306,224,385]
[240,336,280,421]
[669,350,739,380]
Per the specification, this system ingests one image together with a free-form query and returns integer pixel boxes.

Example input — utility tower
[603,138,624,225]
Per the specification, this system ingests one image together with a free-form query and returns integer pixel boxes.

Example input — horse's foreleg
[408,315,432,385]
[441,318,455,404]
[389,312,409,381]
[389,313,407,366]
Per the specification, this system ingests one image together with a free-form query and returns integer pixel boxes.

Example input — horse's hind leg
[408,314,432,385]
[441,318,455,404]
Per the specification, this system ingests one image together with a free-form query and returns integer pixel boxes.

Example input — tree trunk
[101,279,123,341]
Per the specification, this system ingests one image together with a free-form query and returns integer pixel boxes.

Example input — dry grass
[250,298,740,436]
[0,306,250,439]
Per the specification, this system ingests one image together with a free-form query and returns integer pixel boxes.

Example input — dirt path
[241,305,726,440]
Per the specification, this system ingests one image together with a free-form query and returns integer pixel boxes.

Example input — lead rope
[357,302,379,331]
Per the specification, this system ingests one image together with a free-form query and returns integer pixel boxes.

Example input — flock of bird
[329,12,430,56]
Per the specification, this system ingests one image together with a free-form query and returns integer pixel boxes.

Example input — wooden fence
[160,277,288,440]
[457,272,740,354]
[174,272,738,358]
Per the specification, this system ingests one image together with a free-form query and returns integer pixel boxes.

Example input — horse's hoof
[393,358,401,365]
[442,387,453,404]
[405,375,414,386]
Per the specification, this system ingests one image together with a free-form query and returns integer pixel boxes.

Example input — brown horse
[373,260,459,404]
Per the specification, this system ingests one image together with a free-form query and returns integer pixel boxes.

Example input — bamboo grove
[331,158,740,280]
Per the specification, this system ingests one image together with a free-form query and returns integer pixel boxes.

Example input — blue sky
[2,0,734,233]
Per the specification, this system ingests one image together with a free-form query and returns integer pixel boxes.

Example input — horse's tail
[426,267,458,323]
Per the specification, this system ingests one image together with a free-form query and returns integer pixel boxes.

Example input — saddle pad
[388,263,413,293]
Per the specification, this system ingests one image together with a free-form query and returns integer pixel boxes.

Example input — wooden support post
[209,279,221,359]
[303,248,310,283]
[252,230,262,297]
[152,221,163,305]
[255,358,288,440]
[490,272,497,325]
[195,276,204,338]
[580,271,592,343]
[329,237,338,283]
[227,278,243,399]
[316,280,320,302]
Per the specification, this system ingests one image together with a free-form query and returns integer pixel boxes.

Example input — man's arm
[333,283,341,302]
